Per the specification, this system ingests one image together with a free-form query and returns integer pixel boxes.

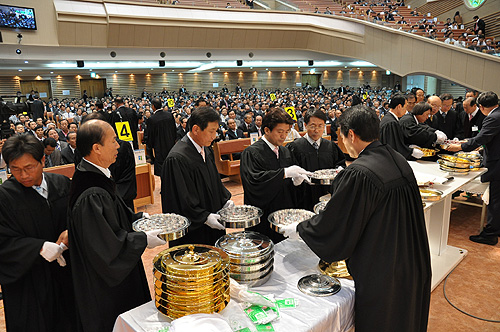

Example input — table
[408,161,486,290]
[113,239,355,332]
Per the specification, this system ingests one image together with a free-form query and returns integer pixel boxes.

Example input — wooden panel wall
[0,70,385,100]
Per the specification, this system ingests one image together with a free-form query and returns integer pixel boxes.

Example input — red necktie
[273,147,279,159]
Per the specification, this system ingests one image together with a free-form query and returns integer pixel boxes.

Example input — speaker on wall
[308,60,314,66]
[236,60,243,66]
[159,60,165,67]
[77,60,84,68]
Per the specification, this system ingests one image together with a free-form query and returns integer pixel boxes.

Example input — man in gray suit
[43,138,62,168]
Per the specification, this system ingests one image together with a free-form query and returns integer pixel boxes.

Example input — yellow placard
[167,99,175,108]
[115,121,133,142]
[363,93,368,100]
[270,93,276,101]
[285,106,297,121]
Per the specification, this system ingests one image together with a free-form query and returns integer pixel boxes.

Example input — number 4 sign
[115,121,133,141]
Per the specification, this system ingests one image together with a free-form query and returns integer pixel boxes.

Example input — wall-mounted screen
[0,4,36,30]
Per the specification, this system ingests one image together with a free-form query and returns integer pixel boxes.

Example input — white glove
[284,165,311,179]
[142,212,150,219]
[223,200,235,209]
[435,130,447,144]
[145,229,167,249]
[205,213,225,230]
[292,174,311,186]
[56,242,68,267]
[412,148,424,159]
[278,222,300,240]
[40,241,63,263]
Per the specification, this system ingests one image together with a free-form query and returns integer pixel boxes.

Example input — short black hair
[195,98,208,107]
[151,97,162,110]
[77,120,108,157]
[262,108,294,131]
[95,101,104,109]
[440,93,454,101]
[338,104,379,142]
[304,109,327,124]
[188,106,220,131]
[411,102,432,116]
[2,134,44,165]
[406,92,416,100]
[43,137,57,148]
[477,91,499,108]
[34,125,44,131]
[115,97,124,105]
[388,94,407,109]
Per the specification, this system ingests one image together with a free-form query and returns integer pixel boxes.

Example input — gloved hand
[435,130,447,144]
[142,212,150,219]
[145,229,167,249]
[292,174,311,186]
[205,213,225,230]
[284,165,311,179]
[223,200,235,209]
[412,148,424,159]
[278,222,300,240]
[40,241,64,263]
[56,243,68,267]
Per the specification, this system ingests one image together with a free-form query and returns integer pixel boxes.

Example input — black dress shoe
[469,234,498,245]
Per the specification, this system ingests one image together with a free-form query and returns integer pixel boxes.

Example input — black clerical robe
[298,141,431,332]
[68,160,150,332]
[399,113,437,148]
[147,110,177,176]
[161,135,231,246]
[109,140,138,211]
[380,112,413,160]
[287,136,346,210]
[0,173,76,332]
[240,138,296,244]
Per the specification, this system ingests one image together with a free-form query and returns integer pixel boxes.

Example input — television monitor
[0,4,36,30]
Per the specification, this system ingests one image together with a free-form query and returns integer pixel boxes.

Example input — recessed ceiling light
[50,71,54,74]
[115,70,117,73]
[18,69,22,72]
[24,61,28,63]
[89,69,92,71]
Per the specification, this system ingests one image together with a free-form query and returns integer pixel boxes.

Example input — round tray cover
[133,213,190,240]
[217,205,263,228]
[216,231,273,258]
[297,274,341,297]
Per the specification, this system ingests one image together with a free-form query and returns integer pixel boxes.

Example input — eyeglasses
[306,124,325,130]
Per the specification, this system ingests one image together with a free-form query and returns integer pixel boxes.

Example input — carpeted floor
[1,176,499,332]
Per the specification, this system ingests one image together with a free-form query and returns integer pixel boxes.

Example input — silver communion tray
[297,274,341,297]
[310,168,341,185]
[268,209,316,232]
[132,213,190,241]
[217,205,263,228]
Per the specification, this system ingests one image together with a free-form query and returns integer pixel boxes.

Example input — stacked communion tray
[216,231,274,287]
[218,205,263,229]
[132,213,190,241]
[268,209,316,232]
[437,154,471,174]
[152,244,231,319]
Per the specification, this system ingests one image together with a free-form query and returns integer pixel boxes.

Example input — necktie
[258,128,261,136]
[313,142,319,150]
[34,185,48,199]
[47,155,53,167]
[200,148,205,162]
[469,114,473,121]
[273,147,279,159]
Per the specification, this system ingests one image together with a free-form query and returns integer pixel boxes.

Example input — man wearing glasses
[287,108,346,210]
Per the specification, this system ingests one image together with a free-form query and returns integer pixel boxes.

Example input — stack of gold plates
[455,152,482,171]
[216,231,274,287]
[419,188,443,201]
[438,154,471,174]
[415,147,439,157]
[313,201,351,279]
[153,244,230,319]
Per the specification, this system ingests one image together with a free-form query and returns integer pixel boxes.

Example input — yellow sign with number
[115,121,133,142]
[285,106,297,121]
[270,93,276,101]
[167,98,175,108]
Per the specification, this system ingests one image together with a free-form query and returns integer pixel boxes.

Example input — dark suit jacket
[425,114,439,130]
[435,110,464,139]
[45,149,62,168]
[475,19,485,34]
[226,129,245,140]
[176,126,188,141]
[238,122,256,134]
[31,100,45,120]
[462,107,500,182]
[147,110,177,176]
[461,110,486,139]
[61,146,76,165]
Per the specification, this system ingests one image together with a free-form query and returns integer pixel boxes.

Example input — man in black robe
[283,105,431,332]
[108,97,139,149]
[287,108,346,210]
[161,106,232,246]
[68,119,165,332]
[447,92,500,245]
[400,101,447,148]
[147,97,177,176]
[0,134,76,332]
[240,108,311,244]
[380,93,424,160]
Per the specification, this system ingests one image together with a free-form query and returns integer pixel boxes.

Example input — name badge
[472,126,478,132]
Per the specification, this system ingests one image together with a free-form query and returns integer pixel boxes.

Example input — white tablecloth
[113,239,355,332]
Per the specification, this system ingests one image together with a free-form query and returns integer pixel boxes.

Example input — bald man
[425,96,441,130]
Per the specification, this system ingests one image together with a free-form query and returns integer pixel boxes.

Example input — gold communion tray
[419,188,444,201]
[318,260,351,279]
[416,147,439,157]
[154,244,229,278]
[438,155,472,169]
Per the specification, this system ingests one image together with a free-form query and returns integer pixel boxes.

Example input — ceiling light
[24,60,28,63]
